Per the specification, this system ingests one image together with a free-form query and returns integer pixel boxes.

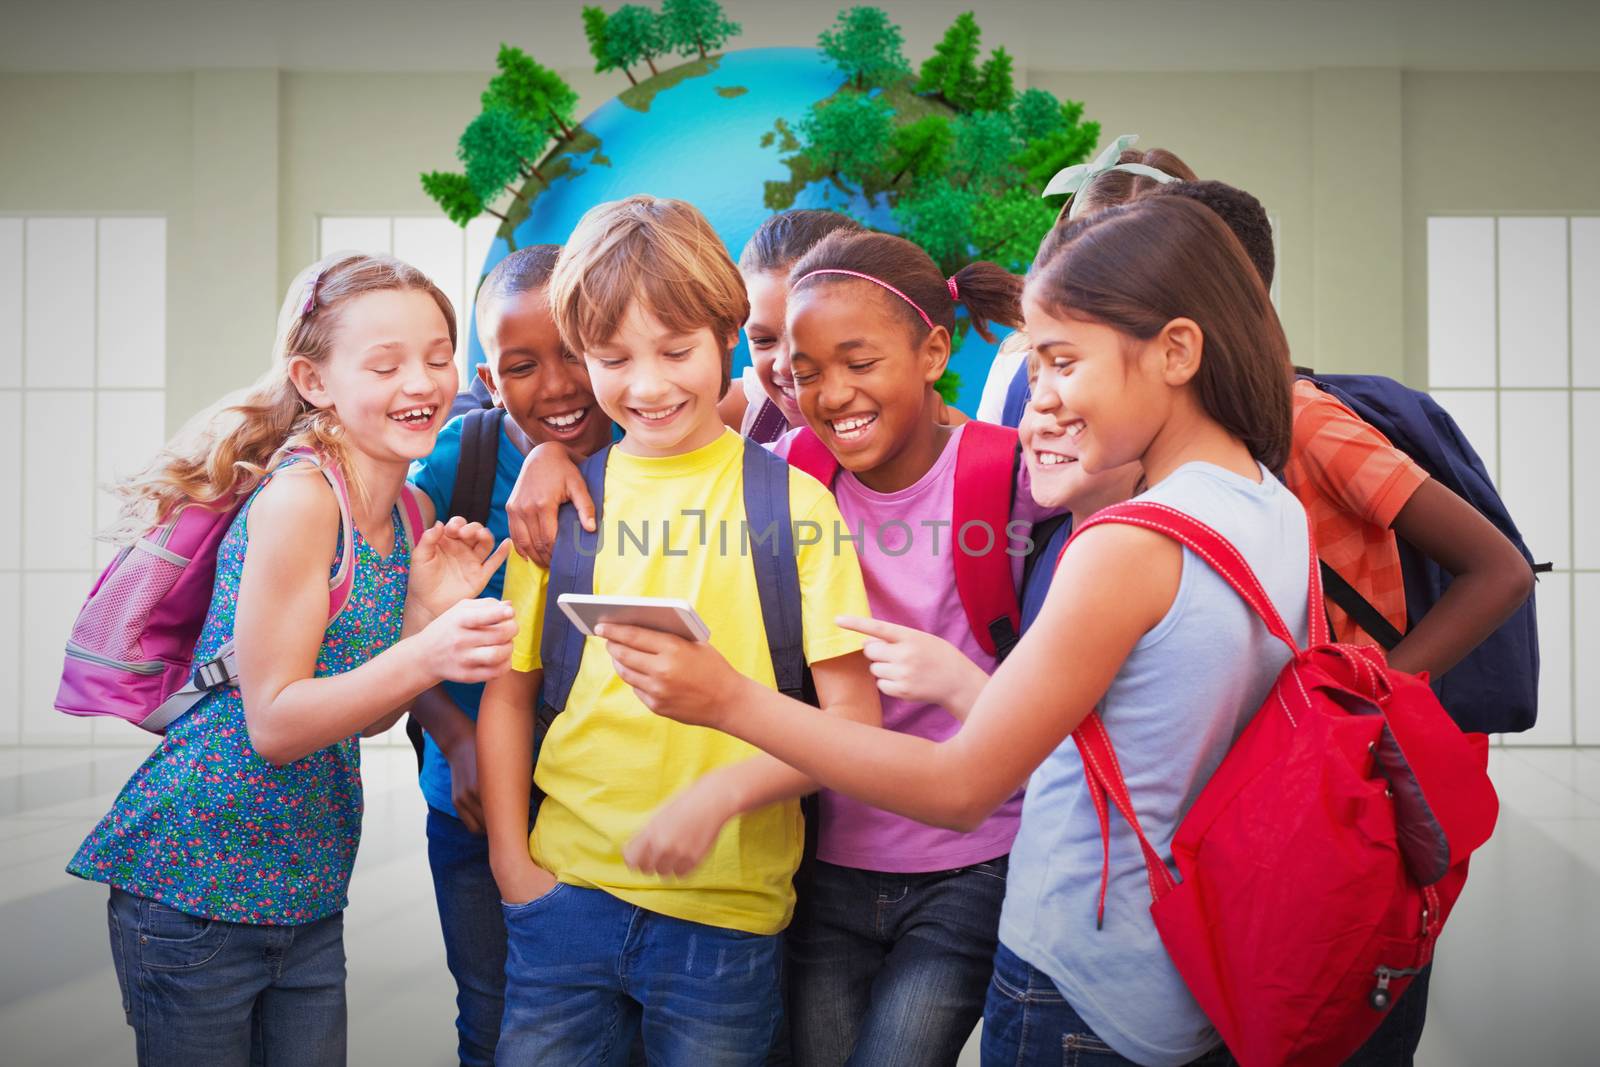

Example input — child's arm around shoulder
[236,471,516,766]
[505,441,595,566]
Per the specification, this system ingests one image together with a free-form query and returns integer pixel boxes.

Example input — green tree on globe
[418,5,1101,411]
[818,6,910,90]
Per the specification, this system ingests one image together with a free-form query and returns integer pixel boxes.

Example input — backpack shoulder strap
[1065,499,1323,652]
[741,438,805,698]
[1073,710,1180,923]
[277,448,359,623]
[539,444,611,718]
[1063,499,1322,924]
[785,427,840,489]
[447,407,507,528]
[397,483,429,551]
[743,396,791,445]
[1319,560,1403,649]
[1022,513,1072,599]
[951,421,1023,660]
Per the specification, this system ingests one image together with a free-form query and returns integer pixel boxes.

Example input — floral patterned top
[67,478,411,925]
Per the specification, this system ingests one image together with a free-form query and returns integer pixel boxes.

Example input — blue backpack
[1300,373,1547,735]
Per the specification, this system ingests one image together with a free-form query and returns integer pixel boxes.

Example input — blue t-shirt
[408,412,527,817]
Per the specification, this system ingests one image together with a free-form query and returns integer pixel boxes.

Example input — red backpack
[1064,501,1498,1067]
[786,421,1023,660]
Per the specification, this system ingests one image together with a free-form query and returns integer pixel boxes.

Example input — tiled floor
[0,744,1594,1066]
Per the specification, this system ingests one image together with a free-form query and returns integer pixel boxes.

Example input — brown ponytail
[947,260,1024,342]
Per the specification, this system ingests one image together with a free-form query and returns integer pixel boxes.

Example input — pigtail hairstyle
[110,253,456,539]
[789,231,1023,345]
[1027,196,1293,471]
[739,209,863,275]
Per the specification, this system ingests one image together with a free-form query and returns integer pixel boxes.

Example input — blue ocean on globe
[468,46,1004,414]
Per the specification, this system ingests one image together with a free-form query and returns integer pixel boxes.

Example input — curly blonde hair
[110,253,455,539]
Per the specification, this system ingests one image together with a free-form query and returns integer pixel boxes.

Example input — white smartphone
[556,594,712,643]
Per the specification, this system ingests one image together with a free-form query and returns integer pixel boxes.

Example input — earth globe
[466,46,1005,413]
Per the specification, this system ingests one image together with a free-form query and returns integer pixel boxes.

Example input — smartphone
[556,594,712,642]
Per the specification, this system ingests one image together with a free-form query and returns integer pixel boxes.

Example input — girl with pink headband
[759,230,1056,1067]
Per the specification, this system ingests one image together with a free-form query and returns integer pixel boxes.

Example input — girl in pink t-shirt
[767,230,1053,1067]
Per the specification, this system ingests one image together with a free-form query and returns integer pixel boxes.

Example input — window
[1427,215,1599,745]
[1,216,168,744]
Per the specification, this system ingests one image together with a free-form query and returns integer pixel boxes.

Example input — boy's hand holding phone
[598,622,746,729]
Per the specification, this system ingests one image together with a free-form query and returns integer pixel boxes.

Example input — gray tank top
[998,461,1311,1066]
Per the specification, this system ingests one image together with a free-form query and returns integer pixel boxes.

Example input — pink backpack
[55,449,426,734]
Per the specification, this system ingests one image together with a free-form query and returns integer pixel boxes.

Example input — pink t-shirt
[778,424,1056,871]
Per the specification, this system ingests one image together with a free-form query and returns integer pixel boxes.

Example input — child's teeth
[636,403,682,422]
[832,414,876,437]
[544,409,585,428]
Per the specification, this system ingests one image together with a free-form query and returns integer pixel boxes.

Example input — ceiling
[2,0,1597,74]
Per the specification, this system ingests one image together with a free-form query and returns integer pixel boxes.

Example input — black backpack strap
[1319,559,1404,650]
[538,444,612,724]
[742,439,805,699]
[447,407,506,527]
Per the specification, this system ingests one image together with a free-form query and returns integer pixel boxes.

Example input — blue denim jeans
[786,857,1007,1067]
[1341,961,1431,1067]
[982,942,1233,1067]
[426,806,508,1067]
[106,886,346,1067]
[498,883,782,1066]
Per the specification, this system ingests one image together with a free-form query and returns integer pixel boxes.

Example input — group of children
[68,142,1534,1067]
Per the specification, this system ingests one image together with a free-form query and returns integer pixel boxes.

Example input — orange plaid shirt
[1283,379,1429,647]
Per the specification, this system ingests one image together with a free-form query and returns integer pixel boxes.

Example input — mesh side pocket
[68,546,187,665]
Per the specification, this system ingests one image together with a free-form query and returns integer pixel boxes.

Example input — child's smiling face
[584,301,732,458]
[787,280,947,483]
[304,287,457,467]
[1020,396,1143,516]
[478,287,611,455]
[742,269,803,428]
[1023,288,1174,478]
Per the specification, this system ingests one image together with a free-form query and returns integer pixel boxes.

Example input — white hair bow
[1042,134,1180,220]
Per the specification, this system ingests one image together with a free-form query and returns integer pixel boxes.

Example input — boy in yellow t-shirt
[477,196,880,1064]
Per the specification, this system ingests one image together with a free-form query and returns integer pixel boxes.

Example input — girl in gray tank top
[598,195,1308,1066]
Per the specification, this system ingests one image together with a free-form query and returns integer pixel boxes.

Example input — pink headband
[795,268,961,331]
